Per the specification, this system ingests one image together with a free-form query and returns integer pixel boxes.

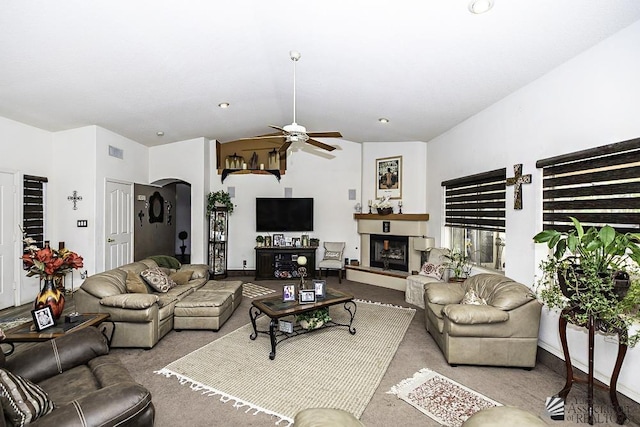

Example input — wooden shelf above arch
[216,140,287,182]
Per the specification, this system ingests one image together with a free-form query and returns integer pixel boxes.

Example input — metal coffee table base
[249,301,357,360]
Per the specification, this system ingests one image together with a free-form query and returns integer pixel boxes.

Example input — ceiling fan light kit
[468,0,494,14]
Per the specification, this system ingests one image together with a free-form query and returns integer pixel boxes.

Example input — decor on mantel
[376,155,402,199]
[373,195,394,215]
[22,238,84,320]
[506,163,531,210]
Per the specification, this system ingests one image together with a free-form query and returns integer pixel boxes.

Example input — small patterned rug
[388,368,501,427]
[242,283,276,299]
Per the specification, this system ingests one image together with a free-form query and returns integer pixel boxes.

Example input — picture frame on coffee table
[313,279,326,299]
[299,289,316,304]
[283,284,296,302]
[32,306,55,331]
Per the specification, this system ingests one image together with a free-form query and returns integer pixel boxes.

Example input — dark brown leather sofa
[1,327,154,426]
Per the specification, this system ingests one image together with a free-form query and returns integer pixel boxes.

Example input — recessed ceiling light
[378,118,390,123]
[468,0,494,14]
[156,131,164,136]
[218,102,230,109]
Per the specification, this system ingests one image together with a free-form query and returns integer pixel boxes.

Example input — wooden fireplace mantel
[353,213,429,221]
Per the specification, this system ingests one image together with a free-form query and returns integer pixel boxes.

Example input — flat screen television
[256,198,314,232]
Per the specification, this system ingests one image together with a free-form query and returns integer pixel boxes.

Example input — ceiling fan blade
[269,125,286,132]
[306,131,342,138]
[306,138,336,151]
[279,141,293,154]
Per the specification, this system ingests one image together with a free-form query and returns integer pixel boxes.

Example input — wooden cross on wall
[506,164,531,210]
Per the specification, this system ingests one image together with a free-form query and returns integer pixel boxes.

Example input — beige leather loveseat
[75,258,242,348]
[423,273,542,368]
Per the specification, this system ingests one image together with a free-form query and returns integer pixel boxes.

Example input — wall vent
[108,145,124,159]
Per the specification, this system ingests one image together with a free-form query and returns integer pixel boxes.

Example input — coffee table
[249,288,356,360]
[1,313,113,355]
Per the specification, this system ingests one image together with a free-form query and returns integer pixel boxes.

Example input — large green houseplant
[533,217,640,346]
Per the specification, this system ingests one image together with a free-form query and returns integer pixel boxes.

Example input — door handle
[107,238,115,243]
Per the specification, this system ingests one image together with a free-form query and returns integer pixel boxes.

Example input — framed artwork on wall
[376,156,402,199]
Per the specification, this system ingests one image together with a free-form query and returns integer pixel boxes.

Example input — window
[537,137,640,233]
[442,168,506,270]
[23,175,47,248]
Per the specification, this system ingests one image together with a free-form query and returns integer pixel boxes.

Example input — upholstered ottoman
[462,406,547,426]
[174,290,233,331]
[200,280,243,310]
[294,408,364,427]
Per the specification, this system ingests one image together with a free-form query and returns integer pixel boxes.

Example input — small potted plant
[206,190,234,215]
[296,308,331,330]
[533,217,640,346]
[443,249,471,281]
[256,235,264,247]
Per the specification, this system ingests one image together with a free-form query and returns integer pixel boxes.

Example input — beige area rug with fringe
[157,300,415,425]
[242,282,276,298]
[388,368,501,427]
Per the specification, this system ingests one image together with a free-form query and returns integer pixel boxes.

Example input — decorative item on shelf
[249,152,259,170]
[309,238,320,247]
[225,153,244,169]
[21,236,84,321]
[296,308,331,330]
[533,217,640,347]
[354,202,362,213]
[297,256,308,289]
[206,190,234,215]
[367,199,373,214]
[264,235,272,247]
[373,195,393,215]
[256,235,264,247]
[301,234,310,247]
[268,148,280,170]
[398,200,403,214]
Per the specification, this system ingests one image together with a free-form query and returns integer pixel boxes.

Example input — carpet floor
[10,277,634,427]
[157,301,414,424]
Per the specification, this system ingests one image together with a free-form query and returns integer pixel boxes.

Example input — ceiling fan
[230,51,342,154]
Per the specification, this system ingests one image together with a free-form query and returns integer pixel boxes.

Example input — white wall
[0,116,53,304]
[149,138,209,264]
[362,141,428,215]
[426,21,640,403]
[212,140,362,270]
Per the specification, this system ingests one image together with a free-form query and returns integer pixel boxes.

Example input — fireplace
[369,234,409,271]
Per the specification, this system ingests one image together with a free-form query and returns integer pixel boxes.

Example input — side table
[556,307,627,425]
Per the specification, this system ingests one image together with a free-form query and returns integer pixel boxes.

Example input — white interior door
[105,181,132,270]
[0,172,16,309]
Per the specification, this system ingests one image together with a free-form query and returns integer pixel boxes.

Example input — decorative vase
[35,278,65,320]
[377,207,393,215]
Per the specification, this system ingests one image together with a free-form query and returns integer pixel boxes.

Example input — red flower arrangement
[22,244,84,279]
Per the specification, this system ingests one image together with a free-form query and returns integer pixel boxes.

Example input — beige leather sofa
[423,273,542,368]
[75,258,242,348]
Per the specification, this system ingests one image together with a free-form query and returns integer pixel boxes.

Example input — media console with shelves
[255,247,317,280]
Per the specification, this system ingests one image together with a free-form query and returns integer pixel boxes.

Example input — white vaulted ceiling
[1,1,640,147]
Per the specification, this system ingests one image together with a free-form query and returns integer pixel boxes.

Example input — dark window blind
[536,137,640,233]
[23,175,47,248]
[442,168,506,232]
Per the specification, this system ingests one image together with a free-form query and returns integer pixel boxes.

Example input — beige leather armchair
[423,273,542,368]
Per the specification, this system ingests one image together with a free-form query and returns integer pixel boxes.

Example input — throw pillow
[126,271,149,294]
[418,262,445,280]
[170,270,193,286]
[147,255,182,269]
[324,251,341,260]
[0,368,55,425]
[140,267,177,293]
[461,289,487,305]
